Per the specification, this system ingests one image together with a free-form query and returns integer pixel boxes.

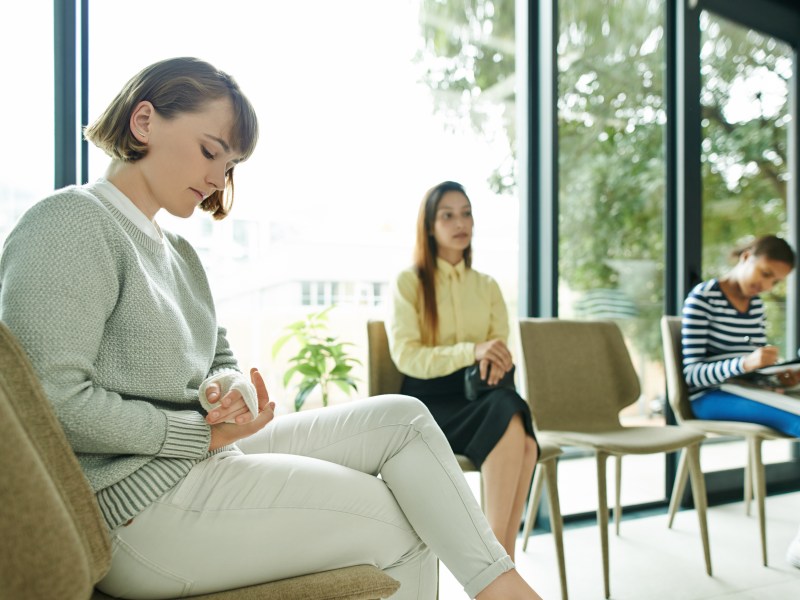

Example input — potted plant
[271,306,361,411]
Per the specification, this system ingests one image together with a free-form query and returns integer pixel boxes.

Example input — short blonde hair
[84,57,259,220]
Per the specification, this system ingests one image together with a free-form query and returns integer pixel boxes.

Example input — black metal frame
[54,0,88,188]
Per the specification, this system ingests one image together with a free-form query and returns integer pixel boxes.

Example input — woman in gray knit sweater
[0,57,542,600]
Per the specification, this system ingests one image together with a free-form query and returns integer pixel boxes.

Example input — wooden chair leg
[667,447,689,528]
[744,436,753,517]
[614,455,623,536]
[522,465,545,551]
[685,443,712,576]
[749,437,768,566]
[543,460,569,600]
[596,452,611,599]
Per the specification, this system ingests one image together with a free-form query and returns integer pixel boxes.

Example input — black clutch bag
[464,364,516,401]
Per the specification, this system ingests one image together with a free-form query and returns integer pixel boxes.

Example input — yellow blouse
[388,258,510,379]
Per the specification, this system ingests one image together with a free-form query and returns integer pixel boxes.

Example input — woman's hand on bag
[742,345,780,372]
[479,358,510,386]
[475,339,513,375]
[209,368,275,451]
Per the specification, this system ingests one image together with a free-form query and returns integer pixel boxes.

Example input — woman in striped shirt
[681,234,800,568]
[682,234,800,435]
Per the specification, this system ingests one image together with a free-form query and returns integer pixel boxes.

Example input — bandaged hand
[199,372,259,424]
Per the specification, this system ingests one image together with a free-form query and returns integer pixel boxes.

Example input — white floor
[438,491,800,599]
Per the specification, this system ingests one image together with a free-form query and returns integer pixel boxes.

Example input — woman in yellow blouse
[388,180,538,559]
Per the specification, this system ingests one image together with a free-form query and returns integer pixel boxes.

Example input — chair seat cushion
[91,565,400,600]
[544,426,705,454]
[683,418,790,440]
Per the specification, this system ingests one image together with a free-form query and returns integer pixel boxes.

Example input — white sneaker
[787,530,800,569]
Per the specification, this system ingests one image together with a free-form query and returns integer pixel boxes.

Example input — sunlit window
[0,1,53,248]
[556,0,667,513]
[700,11,794,469]
[87,0,519,413]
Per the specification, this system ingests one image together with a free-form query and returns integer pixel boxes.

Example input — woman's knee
[370,394,433,422]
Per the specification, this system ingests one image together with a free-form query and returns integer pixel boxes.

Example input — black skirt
[401,367,536,470]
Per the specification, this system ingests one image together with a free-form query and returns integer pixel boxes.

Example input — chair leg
[596,452,611,599]
[614,455,622,536]
[749,436,768,566]
[543,460,569,600]
[744,438,753,517]
[685,443,712,576]
[522,464,545,551]
[667,447,690,529]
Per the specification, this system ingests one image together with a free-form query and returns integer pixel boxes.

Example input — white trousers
[97,395,513,599]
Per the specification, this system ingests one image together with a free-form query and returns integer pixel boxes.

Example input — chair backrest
[661,315,694,423]
[0,321,111,598]
[517,318,641,432]
[366,320,404,396]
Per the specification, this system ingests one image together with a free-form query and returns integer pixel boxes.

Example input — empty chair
[661,315,797,566]
[518,318,711,599]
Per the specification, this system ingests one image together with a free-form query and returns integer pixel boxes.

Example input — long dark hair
[412,181,472,345]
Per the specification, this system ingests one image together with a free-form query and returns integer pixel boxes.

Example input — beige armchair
[661,315,797,566]
[518,318,712,599]
[0,321,399,600]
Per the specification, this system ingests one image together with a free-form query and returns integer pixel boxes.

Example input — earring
[135,128,147,138]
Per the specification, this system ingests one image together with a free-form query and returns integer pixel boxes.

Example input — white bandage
[198,372,258,423]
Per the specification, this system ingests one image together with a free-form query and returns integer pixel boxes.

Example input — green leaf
[296,363,322,377]
[294,380,318,412]
[330,363,352,377]
[282,365,299,387]
[331,378,359,395]
[271,332,296,358]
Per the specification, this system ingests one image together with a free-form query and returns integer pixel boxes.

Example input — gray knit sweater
[0,184,238,529]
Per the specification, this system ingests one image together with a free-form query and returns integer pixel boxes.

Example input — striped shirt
[682,279,766,395]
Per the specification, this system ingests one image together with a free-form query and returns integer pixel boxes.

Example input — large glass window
[556,0,667,514]
[0,1,54,248]
[88,1,519,414]
[699,11,795,469]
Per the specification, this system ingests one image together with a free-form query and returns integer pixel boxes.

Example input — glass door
[556,0,667,514]
[698,9,796,474]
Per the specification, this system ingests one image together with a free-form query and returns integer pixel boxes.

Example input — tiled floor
[438,490,800,599]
